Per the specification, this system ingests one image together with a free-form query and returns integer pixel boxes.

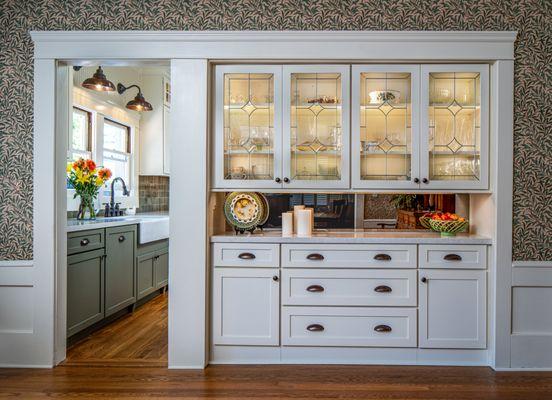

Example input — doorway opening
[60,62,171,366]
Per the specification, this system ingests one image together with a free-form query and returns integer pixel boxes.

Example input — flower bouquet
[67,158,112,220]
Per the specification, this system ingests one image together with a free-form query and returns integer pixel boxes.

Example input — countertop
[66,212,169,233]
[210,230,492,245]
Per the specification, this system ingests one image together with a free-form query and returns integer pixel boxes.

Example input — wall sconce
[81,66,116,92]
[117,83,153,112]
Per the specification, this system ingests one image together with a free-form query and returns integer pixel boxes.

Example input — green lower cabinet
[67,248,105,337]
[154,248,169,289]
[137,252,156,300]
[105,225,137,317]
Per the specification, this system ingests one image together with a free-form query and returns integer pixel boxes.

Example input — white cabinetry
[419,269,487,349]
[140,74,170,176]
[212,268,280,346]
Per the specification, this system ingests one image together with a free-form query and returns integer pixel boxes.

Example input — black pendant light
[82,66,116,92]
[117,83,153,112]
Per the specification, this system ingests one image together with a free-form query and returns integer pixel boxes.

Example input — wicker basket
[419,215,433,229]
[428,219,469,237]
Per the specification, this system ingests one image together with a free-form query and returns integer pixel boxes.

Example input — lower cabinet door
[67,249,105,337]
[213,267,280,346]
[154,249,169,289]
[137,253,156,300]
[105,225,137,316]
[419,269,487,349]
[281,306,417,347]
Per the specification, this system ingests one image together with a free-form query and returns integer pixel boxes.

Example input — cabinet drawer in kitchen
[282,269,417,306]
[282,306,417,347]
[212,243,280,267]
[281,244,417,269]
[419,244,487,269]
[67,229,105,255]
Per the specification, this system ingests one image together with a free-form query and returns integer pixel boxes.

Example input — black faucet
[105,177,130,217]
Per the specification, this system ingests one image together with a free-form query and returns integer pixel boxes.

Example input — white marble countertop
[210,230,492,245]
[67,212,169,233]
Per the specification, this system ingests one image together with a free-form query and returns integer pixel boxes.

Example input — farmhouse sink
[137,215,169,244]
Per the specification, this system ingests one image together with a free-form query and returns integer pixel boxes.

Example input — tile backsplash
[138,176,169,213]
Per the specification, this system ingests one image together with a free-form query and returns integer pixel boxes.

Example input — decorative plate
[224,192,264,231]
[256,192,270,227]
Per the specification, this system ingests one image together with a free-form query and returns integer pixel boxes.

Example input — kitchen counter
[210,230,492,245]
[66,212,169,233]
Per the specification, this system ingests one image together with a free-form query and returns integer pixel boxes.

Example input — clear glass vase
[77,194,96,220]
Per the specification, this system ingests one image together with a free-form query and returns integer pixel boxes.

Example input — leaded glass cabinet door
[214,65,282,189]
[352,65,420,189]
[421,64,489,189]
[282,65,350,189]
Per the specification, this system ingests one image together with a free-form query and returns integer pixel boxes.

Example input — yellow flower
[66,162,73,173]
[95,177,103,186]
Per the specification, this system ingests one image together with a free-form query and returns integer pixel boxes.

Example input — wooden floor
[2,293,552,399]
[65,291,168,367]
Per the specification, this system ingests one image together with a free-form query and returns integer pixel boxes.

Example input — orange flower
[85,159,96,171]
[98,167,112,180]
[73,158,85,171]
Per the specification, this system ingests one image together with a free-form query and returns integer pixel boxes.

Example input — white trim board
[512,261,552,268]
[31,31,516,61]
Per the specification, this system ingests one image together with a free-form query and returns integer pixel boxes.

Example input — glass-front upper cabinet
[352,65,420,189]
[421,64,489,189]
[214,65,282,188]
[282,65,350,189]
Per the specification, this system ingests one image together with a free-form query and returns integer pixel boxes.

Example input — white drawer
[282,269,417,306]
[212,243,280,267]
[281,244,417,269]
[282,306,417,347]
[419,245,487,269]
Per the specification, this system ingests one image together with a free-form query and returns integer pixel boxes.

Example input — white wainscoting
[0,260,52,367]
[511,261,552,369]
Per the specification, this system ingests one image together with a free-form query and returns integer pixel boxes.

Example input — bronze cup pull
[444,253,462,261]
[374,285,392,293]
[374,324,392,333]
[307,253,324,261]
[306,285,325,293]
[374,253,392,261]
[306,324,324,332]
[118,235,125,242]
[80,238,89,246]
[238,252,256,260]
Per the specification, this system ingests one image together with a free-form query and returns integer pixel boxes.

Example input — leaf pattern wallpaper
[0,0,550,260]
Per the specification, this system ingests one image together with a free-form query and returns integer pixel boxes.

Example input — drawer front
[212,243,279,267]
[419,245,487,269]
[282,269,417,306]
[67,229,105,255]
[282,244,417,269]
[282,306,417,347]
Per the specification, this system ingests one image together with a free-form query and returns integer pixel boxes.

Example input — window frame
[69,106,93,161]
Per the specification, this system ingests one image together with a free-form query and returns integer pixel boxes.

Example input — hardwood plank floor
[65,291,168,367]
[2,292,552,399]
[1,364,552,399]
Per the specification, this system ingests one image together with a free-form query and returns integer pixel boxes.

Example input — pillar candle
[296,209,312,237]
[293,205,305,233]
[282,212,293,237]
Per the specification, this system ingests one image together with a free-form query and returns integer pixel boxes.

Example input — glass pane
[428,72,481,181]
[223,73,274,180]
[102,150,130,194]
[71,108,90,152]
[359,72,412,181]
[290,72,342,181]
[104,120,129,153]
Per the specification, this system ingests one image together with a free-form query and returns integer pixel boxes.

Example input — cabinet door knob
[306,284,325,293]
[306,324,324,332]
[80,238,89,246]
[374,285,392,293]
[272,275,279,282]
[413,178,420,183]
[444,253,462,261]
[283,177,290,183]
[238,252,256,260]
[374,253,392,261]
[306,253,324,261]
[275,177,281,183]
[421,277,427,283]
[422,178,429,184]
[118,235,125,242]
[374,324,392,333]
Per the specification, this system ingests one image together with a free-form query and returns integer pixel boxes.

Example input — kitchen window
[69,107,92,161]
[102,119,132,196]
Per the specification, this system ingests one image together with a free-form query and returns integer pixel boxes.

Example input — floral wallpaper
[0,0,550,260]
